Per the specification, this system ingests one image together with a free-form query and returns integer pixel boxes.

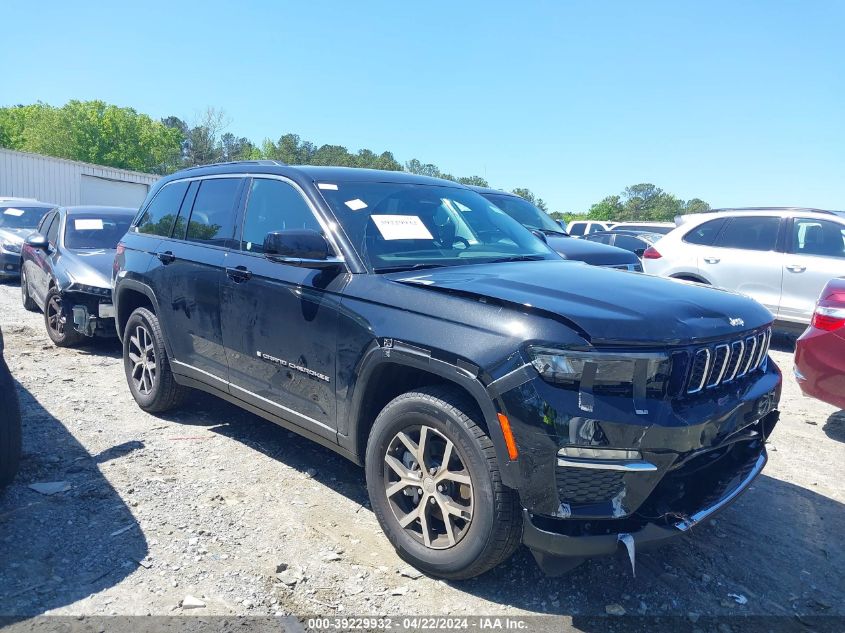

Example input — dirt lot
[0,280,843,626]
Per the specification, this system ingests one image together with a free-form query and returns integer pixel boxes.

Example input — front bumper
[65,294,117,338]
[523,447,768,573]
[0,252,20,277]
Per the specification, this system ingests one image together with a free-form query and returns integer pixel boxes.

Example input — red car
[795,277,845,409]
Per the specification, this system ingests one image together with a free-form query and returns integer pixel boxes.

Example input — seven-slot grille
[686,328,771,394]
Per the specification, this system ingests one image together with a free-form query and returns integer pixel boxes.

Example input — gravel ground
[0,280,843,625]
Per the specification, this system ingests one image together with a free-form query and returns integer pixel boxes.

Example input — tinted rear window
[136,182,189,236]
[683,218,727,246]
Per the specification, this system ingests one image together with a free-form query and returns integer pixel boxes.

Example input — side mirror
[25,234,49,250]
[530,229,548,243]
[263,229,341,269]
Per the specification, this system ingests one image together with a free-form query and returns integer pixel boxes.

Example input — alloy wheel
[128,324,156,395]
[383,425,474,549]
[46,294,65,336]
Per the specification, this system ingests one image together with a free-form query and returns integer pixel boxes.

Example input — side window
[683,218,727,246]
[587,234,611,244]
[171,180,200,240]
[37,210,55,234]
[46,213,61,246]
[185,178,243,246]
[136,181,190,237]
[790,218,845,258]
[569,223,586,236]
[241,178,322,253]
[716,216,780,252]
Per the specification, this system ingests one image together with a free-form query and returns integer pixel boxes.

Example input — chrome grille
[686,328,771,394]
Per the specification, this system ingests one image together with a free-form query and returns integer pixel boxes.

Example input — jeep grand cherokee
[113,161,781,579]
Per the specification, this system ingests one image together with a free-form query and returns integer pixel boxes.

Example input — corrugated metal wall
[0,148,160,207]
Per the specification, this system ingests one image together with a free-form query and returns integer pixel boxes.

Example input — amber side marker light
[497,413,519,460]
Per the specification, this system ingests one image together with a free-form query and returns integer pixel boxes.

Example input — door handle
[703,257,720,264]
[226,265,253,283]
[157,251,176,264]
[786,264,806,273]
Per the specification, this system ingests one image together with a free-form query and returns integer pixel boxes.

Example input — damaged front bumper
[489,340,782,574]
[523,439,769,574]
[62,290,116,338]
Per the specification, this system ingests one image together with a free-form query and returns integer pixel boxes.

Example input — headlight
[529,347,671,412]
[67,282,112,297]
[1,241,21,254]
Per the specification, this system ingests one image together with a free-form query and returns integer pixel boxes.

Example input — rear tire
[44,287,85,347]
[123,307,188,413]
[365,385,522,580]
[20,269,37,312]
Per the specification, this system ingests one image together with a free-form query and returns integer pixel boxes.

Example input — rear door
[779,217,845,324]
[153,176,246,382]
[699,215,784,316]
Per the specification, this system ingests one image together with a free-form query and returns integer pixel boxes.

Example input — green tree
[0,100,182,174]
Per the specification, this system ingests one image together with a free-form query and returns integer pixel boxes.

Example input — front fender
[340,339,521,487]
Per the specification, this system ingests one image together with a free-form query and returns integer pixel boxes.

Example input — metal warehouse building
[0,148,160,208]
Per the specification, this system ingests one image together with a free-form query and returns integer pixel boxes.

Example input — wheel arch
[341,346,518,487]
[114,279,168,351]
[670,272,711,284]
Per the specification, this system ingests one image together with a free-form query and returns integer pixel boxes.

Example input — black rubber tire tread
[366,384,522,580]
[0,354,22,487]
[44,287,85,347]
[123,307,188,413]
[20,270,37,311]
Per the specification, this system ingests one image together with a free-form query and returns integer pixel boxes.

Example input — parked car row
[1,165,839,581]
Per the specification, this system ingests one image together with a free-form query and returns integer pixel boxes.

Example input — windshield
[0,205,53,229]
[64,214,133,249]
[317,182,558,272]
[480,193,565,234]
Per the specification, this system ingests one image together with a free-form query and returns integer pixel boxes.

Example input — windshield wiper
[487,255,548,264]
[539,228,568,236]
[374,263,449,273]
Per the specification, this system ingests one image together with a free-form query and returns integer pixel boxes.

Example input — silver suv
[642,208,845,329]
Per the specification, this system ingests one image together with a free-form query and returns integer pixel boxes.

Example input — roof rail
[181,159,287,172]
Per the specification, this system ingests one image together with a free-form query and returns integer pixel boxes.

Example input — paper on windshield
[344,199,368,211]
[3,208,24,216]
[75,218,104,230]
[371,215,434,241]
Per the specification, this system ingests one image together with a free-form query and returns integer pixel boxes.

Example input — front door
[779,216,845,324]
[220,176,347,440]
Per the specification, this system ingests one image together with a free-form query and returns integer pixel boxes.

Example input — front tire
[123,307,187,413]
[365,386,522,580]
[44,287,84,347]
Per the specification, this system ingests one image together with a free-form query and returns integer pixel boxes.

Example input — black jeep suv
[113,161,781,579]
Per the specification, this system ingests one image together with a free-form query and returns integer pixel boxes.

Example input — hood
[545,235,639,266]
[389,261,773,346]
[0,227,37,245]
[62,249,116,288]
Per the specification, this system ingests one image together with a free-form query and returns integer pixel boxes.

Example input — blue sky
[2,1,843,213]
